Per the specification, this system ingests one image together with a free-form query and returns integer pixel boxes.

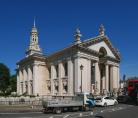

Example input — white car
[95,96,118,107]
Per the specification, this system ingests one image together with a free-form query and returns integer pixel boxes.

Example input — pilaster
[17,70,20,95]
[51,64,55,95]
[105,64,109,92]
[95,62,100,95]
[28,67,32,95]
[67,58,74,95]
[58,61,63,96]
[23,68,27,93]
[74,58,79,93]
[117,67,120,89]
[19,70,23,94]
[110,66,113,91]
[33,64,39,96]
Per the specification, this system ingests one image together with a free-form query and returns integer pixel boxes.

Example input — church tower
[26,19,42,57]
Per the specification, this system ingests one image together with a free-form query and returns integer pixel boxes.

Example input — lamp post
[80,64,84,93]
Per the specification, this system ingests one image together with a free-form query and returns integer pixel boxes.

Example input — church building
[16,22,120,97]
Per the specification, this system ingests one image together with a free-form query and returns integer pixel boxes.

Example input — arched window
[99,47,107,58]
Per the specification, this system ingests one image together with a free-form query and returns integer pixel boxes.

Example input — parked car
[117,95,131,103]
[95,96,118,107]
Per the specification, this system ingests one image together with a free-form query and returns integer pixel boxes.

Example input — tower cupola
[26,19,42,57]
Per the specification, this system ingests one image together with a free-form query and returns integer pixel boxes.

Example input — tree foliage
[0,63,10,95]
[10,74,17,92]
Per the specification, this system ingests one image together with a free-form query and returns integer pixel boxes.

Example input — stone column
[87,60,91,93]
[112,66,118,89]
[58,61,63,96]
[33,64,39,96]
[17,70,20,95]
[112,66,119,97]
[19,70,23,94]
[23,68,27,94]
[51,64,55,95]
[74,58,79,93]
[68,58,73,95]
[28,67,32,95]
[95,62,100,95]
[117,67,120,89]
[110,66,113,91]
[105,64,109,92]
[102,72,105,90]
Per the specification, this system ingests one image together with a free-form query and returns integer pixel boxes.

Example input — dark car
[117,95,131,103]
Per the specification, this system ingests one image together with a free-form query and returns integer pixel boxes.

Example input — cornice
[17,54,46,65]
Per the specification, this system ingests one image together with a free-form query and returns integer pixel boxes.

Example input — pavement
[0,105,42,113]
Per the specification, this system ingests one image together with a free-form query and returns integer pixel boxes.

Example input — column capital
[57,60,62,64]
[49,62,54,66]
[94,61,99,65]
[105,63,109,66]
[66,57,72,61]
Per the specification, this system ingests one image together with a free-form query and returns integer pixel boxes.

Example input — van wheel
[54,108,62,114]
[114,101,118,105]
[42,109,46,113]
[79,106,83,111]
[104,103,107,107]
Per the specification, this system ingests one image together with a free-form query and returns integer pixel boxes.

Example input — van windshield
[87,94,95,100]
[95,97,102,100]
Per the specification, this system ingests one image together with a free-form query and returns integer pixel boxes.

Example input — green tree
[10,74,17,92]
[0,63,10,96]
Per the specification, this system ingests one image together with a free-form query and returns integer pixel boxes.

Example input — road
[86,104,138,118]
[0,104,137,118]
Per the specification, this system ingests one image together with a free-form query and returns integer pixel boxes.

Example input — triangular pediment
[81,36,120,60]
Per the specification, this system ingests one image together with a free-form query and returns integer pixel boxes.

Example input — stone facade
[16,23,120,96]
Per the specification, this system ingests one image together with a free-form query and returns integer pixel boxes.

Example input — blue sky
[0,0,138,79]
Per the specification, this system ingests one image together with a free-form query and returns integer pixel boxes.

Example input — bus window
[134,82,138,87]
[129,82,133,87]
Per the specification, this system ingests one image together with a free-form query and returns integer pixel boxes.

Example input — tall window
[55,65,59,78]
[48,67,51,78]
[64,85,68,92]
[91,65,95,84]
[64,62,68,76]
[30,80,33,95]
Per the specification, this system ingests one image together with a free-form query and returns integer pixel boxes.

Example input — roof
[17,34,121,65]
[47,35,121,62]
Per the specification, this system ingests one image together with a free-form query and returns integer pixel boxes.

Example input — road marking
[79,113,82,117]
[112,109,115,111]
[20,117,32,118]
[49,116,53,118]
[90,112,94,115]
[118,107,123,110]
[63,115,69,118]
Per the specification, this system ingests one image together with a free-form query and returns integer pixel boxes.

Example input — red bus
[127,79,138,96]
